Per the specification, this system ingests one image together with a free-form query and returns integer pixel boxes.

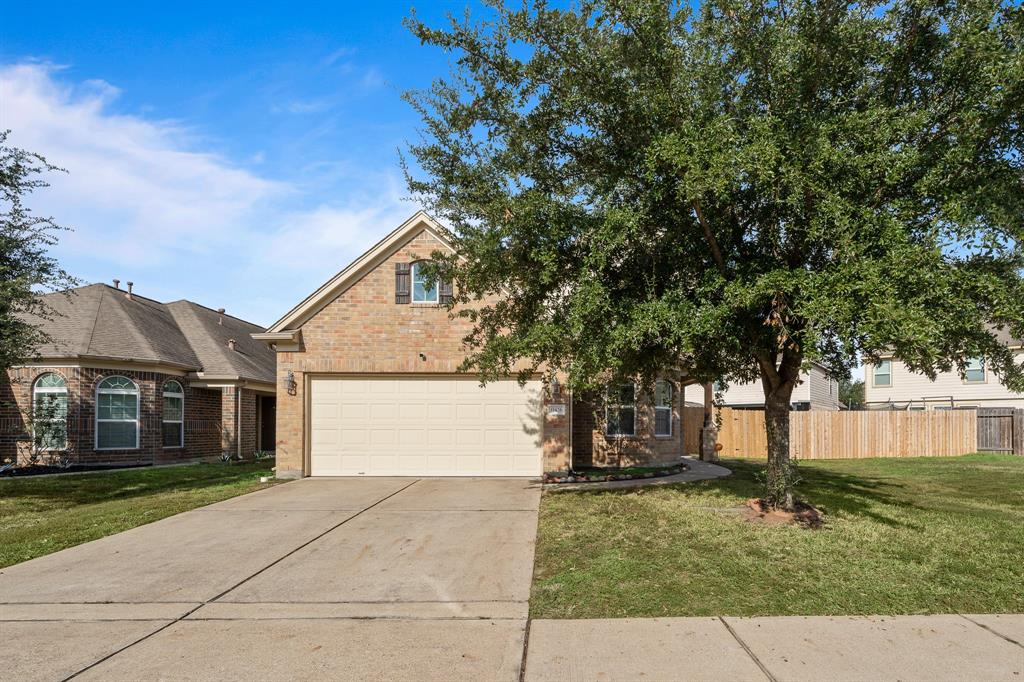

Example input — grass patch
[0,461,279,568]
[532,454,1024,618]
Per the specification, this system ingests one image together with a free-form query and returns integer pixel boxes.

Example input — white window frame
[162,380,185,449]
[33,373,68,451]
[604,382,637,437]
[873,360,892,387]
[95,376,140,451]
[411,261,439,304]
[654,379,673,437]
[964,358,986,384]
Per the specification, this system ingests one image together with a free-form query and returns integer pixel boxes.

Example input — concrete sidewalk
[524,614,1024,681]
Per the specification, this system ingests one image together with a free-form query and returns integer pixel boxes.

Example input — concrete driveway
[0,477,540,681]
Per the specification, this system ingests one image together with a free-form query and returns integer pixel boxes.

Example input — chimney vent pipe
[217,308,225,325]
[112,279,120,290]
[126,281,134,299]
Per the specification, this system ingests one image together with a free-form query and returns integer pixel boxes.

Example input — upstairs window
[33,373,68,451]
[654,380,673,437]
[605,382,636,437]
[964,358,986,383]
[411,262,439,303]
[162,380,184,448]
[96,376,139,450]
[873,360,892,387]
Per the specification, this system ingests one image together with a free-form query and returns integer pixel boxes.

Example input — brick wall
[219,386,261,459]
[573,381,686,468]
[2,366,227,466]
[273,227,568,477]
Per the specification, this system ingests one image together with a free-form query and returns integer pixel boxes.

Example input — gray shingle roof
[26,284,276,384]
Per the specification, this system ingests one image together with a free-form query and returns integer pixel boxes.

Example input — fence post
[1014,408,1024,456]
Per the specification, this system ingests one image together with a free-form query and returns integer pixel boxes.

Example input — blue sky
[1,1,473,326]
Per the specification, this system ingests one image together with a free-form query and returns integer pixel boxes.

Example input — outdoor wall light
[283,370,297,396]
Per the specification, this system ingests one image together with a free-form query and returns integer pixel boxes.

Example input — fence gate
[976,408,1022,454]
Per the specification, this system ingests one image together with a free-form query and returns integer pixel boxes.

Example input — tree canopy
[0,131,77,372]
[404,0,1024,504]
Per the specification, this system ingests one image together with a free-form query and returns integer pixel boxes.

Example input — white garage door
[309,376,543,476]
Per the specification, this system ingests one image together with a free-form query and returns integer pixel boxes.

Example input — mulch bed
[0,463,150,478]
[544,463,688,484]
[743,497,825,529]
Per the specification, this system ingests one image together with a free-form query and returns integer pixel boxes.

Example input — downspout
[236,387,242,460]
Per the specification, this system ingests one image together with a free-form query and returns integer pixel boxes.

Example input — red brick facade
[1,366,268,466]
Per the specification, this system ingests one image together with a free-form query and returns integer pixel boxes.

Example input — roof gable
[262,210,455,333]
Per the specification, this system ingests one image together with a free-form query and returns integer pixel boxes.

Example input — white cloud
[0,62,414,326]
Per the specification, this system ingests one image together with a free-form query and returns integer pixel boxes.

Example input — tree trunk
[763,386,795,510]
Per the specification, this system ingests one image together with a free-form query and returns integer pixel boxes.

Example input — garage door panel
[309,377,542,477]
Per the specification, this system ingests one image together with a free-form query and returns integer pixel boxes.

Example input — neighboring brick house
[254,212,701,479]
[1,283,277,467]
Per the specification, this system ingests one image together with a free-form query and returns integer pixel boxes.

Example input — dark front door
[259,395,276,452]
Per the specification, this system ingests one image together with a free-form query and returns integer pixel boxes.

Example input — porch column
[700,382,719,462]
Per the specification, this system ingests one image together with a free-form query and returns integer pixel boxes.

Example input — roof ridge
[166,299,264,330]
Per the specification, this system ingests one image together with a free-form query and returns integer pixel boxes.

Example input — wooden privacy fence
[977,408,1024,454]
[713,407,978,460]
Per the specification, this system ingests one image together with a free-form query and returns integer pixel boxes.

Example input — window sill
[654,434,674,439]
[94,447,140,452]
[162,446,184,450]
[604,434,640,440]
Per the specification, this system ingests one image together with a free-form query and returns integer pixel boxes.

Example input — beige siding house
[863,330,1024,410]
[684,363,841,411]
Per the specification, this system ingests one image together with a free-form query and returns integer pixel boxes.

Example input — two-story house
[863,329,1024,410]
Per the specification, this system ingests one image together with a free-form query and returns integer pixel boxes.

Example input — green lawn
[0,462,279,568]
[532,454,1024,618]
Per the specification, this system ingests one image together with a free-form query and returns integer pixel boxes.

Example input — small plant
[252,450,274,461]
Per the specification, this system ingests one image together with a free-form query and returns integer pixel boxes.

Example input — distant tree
[839,379,865,410]
[0,130,78,372]
[404,0,1024,509]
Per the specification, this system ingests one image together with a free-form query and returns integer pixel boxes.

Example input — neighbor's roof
[25,283,276,384]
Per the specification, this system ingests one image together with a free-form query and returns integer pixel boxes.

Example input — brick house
[1,283,277,467]
[254,212,707,479]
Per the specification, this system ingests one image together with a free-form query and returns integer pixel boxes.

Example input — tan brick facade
[571,382,687,468]
[270,227,571,478]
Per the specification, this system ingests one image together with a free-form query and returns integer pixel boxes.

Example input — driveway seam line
[61,478,422,680]
[958,614,1024,649]
[719,616,778,682]
[206,478,423,604]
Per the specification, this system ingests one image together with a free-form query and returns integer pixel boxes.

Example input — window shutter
[439,279,453,305]
[395,263,411,304]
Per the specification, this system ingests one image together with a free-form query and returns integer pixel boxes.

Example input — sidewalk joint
[959,614,1024,650]
[719,616,778,682]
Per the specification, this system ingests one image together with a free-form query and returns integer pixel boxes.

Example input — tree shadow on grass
[560,458,922,529]
[0,463,272,508]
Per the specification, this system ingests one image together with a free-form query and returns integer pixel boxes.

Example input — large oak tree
[404,0,1024,508]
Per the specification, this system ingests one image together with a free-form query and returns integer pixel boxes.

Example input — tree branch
[693,199,729,277]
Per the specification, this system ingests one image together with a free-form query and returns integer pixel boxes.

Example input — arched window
[33,373,67,451]
[411,261,439,303]
[654,380,674,437]
[162,380,184,448]
[96,376,139,450]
